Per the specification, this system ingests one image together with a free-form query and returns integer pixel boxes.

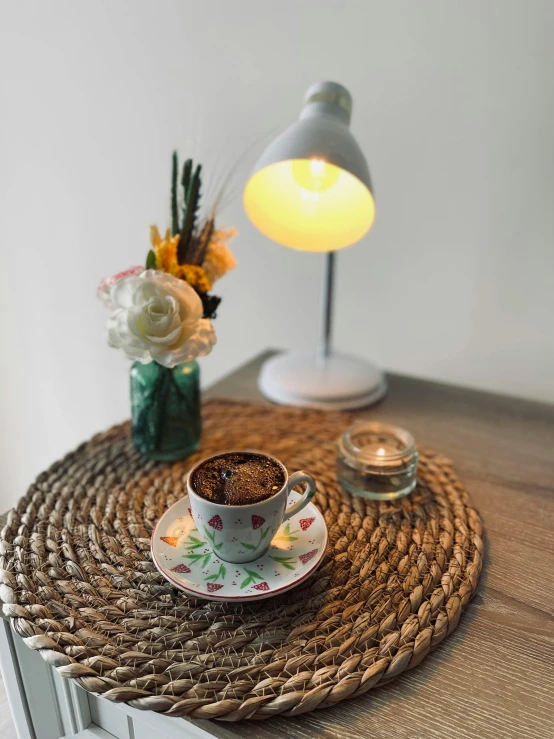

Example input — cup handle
[282,471,317,521]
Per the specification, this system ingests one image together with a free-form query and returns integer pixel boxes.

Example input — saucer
[152,493,328,602]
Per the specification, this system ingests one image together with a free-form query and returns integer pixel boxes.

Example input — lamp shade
[244,81,375,252]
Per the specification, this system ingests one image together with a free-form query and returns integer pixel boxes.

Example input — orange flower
[202,227,237,285]
[149,224,235,294]
[174,264,212,293]
[150,225,179,273]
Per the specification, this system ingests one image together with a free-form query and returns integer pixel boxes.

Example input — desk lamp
[244,81,386,410]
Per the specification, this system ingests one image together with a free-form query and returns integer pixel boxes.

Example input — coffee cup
[187,451,316,564]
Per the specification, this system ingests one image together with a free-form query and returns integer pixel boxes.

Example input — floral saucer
[151,493,328,602]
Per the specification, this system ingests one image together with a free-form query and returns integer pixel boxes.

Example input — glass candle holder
[337,421,418,500]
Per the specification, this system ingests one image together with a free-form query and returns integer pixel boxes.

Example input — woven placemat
[0,400,483,721]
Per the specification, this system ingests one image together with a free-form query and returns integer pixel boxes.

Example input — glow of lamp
[292,158,341,194]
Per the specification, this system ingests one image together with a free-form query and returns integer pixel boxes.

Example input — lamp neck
[319,251,336,360]
[300,81,352,127]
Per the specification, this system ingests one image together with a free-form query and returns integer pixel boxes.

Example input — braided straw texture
[0,400,483,722]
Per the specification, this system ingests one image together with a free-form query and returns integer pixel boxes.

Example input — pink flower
[207,583,224,592]
[300,517,315,531]
[251,515,265,530]
[171,564,191,574]
[208,515,223,531]
[97,266,144,308]
[299,548,318,564]
[253,582,269,591]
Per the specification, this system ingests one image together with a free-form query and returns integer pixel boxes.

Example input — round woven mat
[0,400,483,722]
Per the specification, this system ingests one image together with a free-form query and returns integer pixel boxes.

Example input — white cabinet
[0,619,214,739]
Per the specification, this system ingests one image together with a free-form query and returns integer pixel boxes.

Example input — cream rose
[106,270,216,367]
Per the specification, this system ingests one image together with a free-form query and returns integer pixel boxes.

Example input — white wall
[1,0,553,510]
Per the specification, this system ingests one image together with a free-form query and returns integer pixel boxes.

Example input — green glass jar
[130,360,201,461]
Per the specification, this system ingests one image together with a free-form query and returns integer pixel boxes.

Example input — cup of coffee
[187,451,317,564]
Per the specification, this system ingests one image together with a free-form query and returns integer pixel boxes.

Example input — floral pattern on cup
[161,525,321,592]
[160,536,179,547]
[170,563,191,574]
[153,493,328,602]
[207,515,223,531]
[241,516,271,554]
[187,454,317,564]
[300,549,318,564]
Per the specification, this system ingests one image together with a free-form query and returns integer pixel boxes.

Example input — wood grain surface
[200,352,554,739]
[3,352,553,739]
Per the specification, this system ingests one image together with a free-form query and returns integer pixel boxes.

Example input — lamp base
[258,351,387,411]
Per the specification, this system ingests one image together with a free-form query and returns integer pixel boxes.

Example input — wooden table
[1,352,553,739]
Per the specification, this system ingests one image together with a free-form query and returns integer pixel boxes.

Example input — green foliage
[146,152,227,326]
[269,555,297,571]
[178,162,202,264]
[241,526,271,552]
[184,534,204,551]
[183,551,212,568]
[171,151,179,236]
[240,567,264,589]
[205,563,226,583]
[181,159,192,200]
[275,522,299,542]
[203,525,223,551]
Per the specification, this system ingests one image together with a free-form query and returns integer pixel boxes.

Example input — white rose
[106,270,216,368]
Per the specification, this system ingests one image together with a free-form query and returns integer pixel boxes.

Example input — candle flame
[377,447,386,456]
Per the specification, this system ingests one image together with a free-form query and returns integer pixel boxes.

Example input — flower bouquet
[98,153,236,460]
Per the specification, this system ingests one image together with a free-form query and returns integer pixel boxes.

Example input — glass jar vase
[130,360,201,461]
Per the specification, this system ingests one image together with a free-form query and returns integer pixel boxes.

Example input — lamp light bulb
[377,447,386,456]
[292,158,341,195]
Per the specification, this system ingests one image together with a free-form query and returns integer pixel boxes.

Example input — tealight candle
[337,421,418,500]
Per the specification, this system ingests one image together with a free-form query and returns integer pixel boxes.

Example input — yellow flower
[150,225,180,273]
[174,264,212,293]
[149,224,236,292]
[202,227,237,285]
